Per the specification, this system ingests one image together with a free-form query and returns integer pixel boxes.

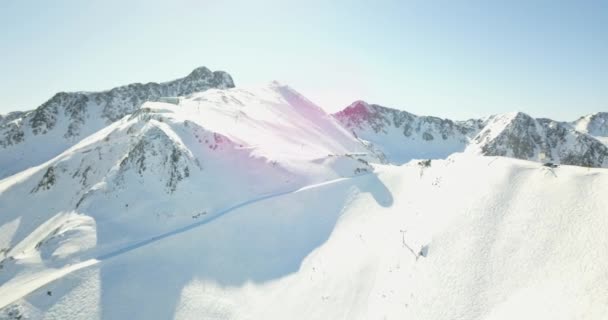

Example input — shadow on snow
[95,173,392,319]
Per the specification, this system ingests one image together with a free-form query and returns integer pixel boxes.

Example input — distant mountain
[471,112,608,168]
[0,67,234,179]
[333,101,483,164]
[334,102,608,168]
[572,112,608,145]
[0,112,25,127]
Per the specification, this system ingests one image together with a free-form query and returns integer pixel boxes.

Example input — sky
[1,0,607,120]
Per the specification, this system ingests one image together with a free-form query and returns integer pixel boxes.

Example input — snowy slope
[572,112,608,145]
[0,83,375,310]
[0,67,234,179]
[1,156,606,319]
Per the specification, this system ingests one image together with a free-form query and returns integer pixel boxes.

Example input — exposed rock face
[0,67,234,178]
[474,112,542,159]
[116,123,199,194]
[334,103,608,168]
[334,101,478,138]
[475,113,608,167]
[0,111,25,126]
[333,101,482,164]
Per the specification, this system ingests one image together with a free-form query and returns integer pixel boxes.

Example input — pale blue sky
[1,0,606,120]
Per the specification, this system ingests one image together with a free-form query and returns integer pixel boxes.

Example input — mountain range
[0,67,234,178]
[3,68,607,182]
[334,100,608,167]
[0,67,606,319]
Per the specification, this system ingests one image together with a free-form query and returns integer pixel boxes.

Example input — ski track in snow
[0,174,361,310]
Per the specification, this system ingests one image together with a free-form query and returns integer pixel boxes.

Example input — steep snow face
[0,83,375,297]
[0,67,235,179]
[182,83,371,163]
[471,112,608,167]
[573,112,608,136]
[333,101,482,164]
[572,112,608,145]
[2,156,607,319]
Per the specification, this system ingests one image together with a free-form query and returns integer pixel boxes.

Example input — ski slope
[1,80,607,319]
[0,176,357,311]
[2,155,607,319]
[0,82,375,273]
[0,82,379,319]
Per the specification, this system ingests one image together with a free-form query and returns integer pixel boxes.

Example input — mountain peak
[501,111,533,122]
[186,66,212,79]
[347,100,371,110]
[471,110,608,167]
[182,67,235,89]
[591,111,608,118]
[268,80,284,87]
[0,66,236,179]
[334,100,372,121]
[573,111,608,137]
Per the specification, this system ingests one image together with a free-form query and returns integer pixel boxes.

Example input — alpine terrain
[334,101,608,167]
[0,67,234,179]
[0,68,606,320]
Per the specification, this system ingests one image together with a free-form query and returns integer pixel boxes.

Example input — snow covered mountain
[1,73,607,319]
[0,83,376,315]
[471,112,608,167]
[0,67,234,179]
[572,112,608,145]
[333,101,484,164]
[334,102,608,168]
